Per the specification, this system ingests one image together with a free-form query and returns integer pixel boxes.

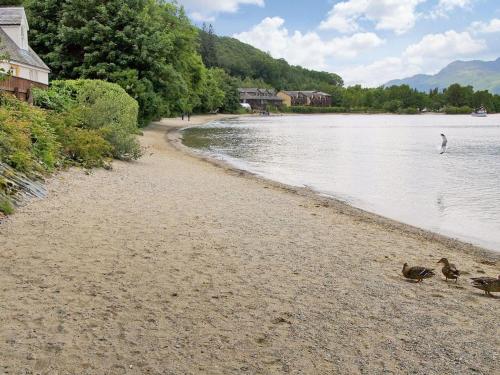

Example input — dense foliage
[0,94,59,175]
[0,79,141,213]
[334,84,500,114]
[20,0,500,120]
[24,1,343,122]
[0,0,24,5]
[33,79,141,161]
[200,30,343,93]
[25,0,213,124]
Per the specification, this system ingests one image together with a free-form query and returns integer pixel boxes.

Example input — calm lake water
[182,114,500,251]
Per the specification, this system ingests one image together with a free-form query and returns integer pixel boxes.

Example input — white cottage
[0,7,50,100]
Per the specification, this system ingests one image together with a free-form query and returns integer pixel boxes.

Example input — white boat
[471,107,487,117]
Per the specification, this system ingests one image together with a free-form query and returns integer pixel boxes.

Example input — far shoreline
[162,114,500,261]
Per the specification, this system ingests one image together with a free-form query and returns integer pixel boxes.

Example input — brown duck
[402,263,435,283]
[437,258,460,282]
[470,276,500,296]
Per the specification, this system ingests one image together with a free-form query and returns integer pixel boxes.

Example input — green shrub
[1,81,143,215]
[0,195,14,215]
[34,80,142,160]
[63,127,113,168]
[397,107,419,114]
[102,127,142,161]
[32,86,72,112]
[0,94,59,174]
[46,111,113,168]
[444,106,472,114]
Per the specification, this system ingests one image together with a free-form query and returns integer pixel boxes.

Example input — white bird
[440,133,447,154]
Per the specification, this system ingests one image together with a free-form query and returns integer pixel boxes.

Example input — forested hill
[199,27,343,93]
[386,58,500,94]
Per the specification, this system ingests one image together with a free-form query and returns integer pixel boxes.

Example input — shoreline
[0,114,498,374]
[166,115,499,262]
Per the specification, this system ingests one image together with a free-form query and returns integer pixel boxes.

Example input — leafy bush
[46,110,113,168]
[0,194,14,215]
[0,94,59,174]
[444,106,472,114]
[32,86,73,112]
[34,79,142,160]
[1,80,142,214]
[397,107,419,114]
[0,93,61,214]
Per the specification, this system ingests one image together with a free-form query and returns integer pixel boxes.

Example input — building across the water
[0,7,50,101]
[277,91,332,107]
[239,88,284,111]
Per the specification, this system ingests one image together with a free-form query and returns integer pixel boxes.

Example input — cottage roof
[240,95,283,102]
[0,7,25,26]
[239,87,280,100]
[239,88,276,94]
[282,90,331,97]
[0,28,50,71]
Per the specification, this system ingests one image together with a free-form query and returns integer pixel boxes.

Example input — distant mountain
[386,58,500,94]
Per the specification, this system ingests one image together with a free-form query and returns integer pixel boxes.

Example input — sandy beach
[0,115,498,374]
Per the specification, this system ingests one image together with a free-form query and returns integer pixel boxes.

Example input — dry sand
[0,115,498,375]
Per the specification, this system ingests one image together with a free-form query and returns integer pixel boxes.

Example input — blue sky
[176,0,500,86]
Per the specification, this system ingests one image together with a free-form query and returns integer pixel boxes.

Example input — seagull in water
[440,133,448,154]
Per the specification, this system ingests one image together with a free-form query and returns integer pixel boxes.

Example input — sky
[176,0,500,86]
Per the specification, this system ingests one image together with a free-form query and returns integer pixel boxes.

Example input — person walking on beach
[182,113,185,121]
[440,133,448,154]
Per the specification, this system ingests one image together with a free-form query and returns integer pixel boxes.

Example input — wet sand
[0,115,498,374]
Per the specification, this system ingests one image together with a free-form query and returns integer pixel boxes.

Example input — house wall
[309,95,332,107]
[277,92,292,107]
[0,61,49,85]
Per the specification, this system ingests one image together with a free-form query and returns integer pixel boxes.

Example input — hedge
[34,79,141,160]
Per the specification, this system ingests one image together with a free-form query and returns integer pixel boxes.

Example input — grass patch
[0,196,14,215]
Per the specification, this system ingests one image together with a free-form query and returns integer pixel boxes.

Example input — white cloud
[233,17,384,70]
[404,30,486,64]
[319,0,424,35]
[176,0,264,21]
[470,18,500,34]
[339,57,422,87]
[341,30,487,87]
[431,0,475,18]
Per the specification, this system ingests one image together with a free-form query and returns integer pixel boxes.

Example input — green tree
[199,23,218,68]
[444,83,473,107]
[26,0,206,124]
[197,68,225,112]
[472,90,493,111]
[0,0,24,5]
